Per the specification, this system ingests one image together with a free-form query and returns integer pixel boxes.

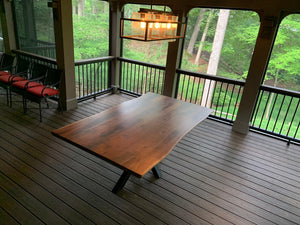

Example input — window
[72,0,109,60]
[181,8,260,80]
[13,0,56,58]
[264,14,300,92]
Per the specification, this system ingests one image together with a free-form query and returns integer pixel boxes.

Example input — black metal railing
[176,69,245,123]
[251,85,300,144]
[9,51,299,143]
[12,50,57,68]
[75,56,113,101]
[21,45,56,59]
[19,38,56,59]
[118,57,165,96]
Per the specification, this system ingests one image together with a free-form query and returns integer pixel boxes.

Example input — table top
[52,93,213,177]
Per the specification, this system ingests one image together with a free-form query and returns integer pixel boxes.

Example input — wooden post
[110,1,122,93]
[0,0,17,53]
[51,0,77,110]
[163,10,186,98]
[232,12,281,134]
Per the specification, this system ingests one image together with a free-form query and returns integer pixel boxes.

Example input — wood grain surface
[52,92,213,177]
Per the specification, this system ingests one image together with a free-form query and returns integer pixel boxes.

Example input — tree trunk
[194,10,213,65]
[72,5,77,15]
[265,69,279,119]
[78,0,85,17]
[201,9,230,107]
[187,9,206,56]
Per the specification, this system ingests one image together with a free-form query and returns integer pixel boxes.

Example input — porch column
[163,10,187,98]
[51,0,77,110]
[0,0,17,53]
[232,12,281,134]
[110,1,122,93]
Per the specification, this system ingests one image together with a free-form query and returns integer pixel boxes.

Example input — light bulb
[171,23,177,28]
[141,22,146,29]
[155,23,160,29]
[167,23,171,29]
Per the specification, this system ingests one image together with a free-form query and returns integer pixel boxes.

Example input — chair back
[0,53,15,72]
[14,56,32,78]
[31,63,48,80]
[45,68,61,88]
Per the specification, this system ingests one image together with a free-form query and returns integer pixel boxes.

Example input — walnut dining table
[52,92,213,194]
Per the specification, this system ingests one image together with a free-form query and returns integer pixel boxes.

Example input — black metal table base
[112,165,162,194]
[152,166,161,178]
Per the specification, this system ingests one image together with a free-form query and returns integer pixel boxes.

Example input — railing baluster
[293,122,299,141]
[77,65,81,98]
[190,76,196,103]
[221,82,229,119]
[194,77,200,104]
[252,90,264,127]
[233,86,242,121]
[180,75,186,100]
[82,64,85,97]
[215,82,223,117]
[279,96,293,135]
[206,80,214,108]
[226,84,234,121]
[133,63,136,93]
[137,65,141,94]
[94,62,97,94]
[286,98,299,138]
[258,90,271,129]
[265,93,278,131]
[272,95,286,134]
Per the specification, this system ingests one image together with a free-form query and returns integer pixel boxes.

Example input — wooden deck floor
[0,92,300,225]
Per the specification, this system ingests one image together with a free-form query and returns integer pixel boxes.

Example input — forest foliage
[9,0,299,92]
[72,1,300,91]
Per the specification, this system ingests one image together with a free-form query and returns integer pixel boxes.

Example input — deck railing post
[51,0,77,111]
[0,0,17,54]
[163,9,187,98]
[110,1,122,93]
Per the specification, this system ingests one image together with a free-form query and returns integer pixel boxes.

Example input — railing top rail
[176,68,246,86]
[12,49,57,65]
[22,45,56,50]
[75,56,115,66]
[118,57,166,70]
[260,84,300,98]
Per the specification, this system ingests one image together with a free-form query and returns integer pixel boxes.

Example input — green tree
[72,0,109,60]
[265,14,300,91]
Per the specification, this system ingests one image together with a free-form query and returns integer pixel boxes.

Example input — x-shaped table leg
[112,165,162,194]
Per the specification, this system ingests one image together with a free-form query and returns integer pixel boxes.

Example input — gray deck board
[0,92,299,225]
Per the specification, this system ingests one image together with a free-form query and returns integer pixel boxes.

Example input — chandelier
[120,7,185,42]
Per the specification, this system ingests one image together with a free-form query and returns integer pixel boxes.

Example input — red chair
[0,56,31,106]
[0,53,15,76]
[23,68,61,122]
[10,63,48,108]
[0,53,15,103]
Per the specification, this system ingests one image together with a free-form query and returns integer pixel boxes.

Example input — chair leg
[45,98,49,109]
[58,99,63,113]
[6,88,9,106]
[23,97,27,114]
[39,101,42,122]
